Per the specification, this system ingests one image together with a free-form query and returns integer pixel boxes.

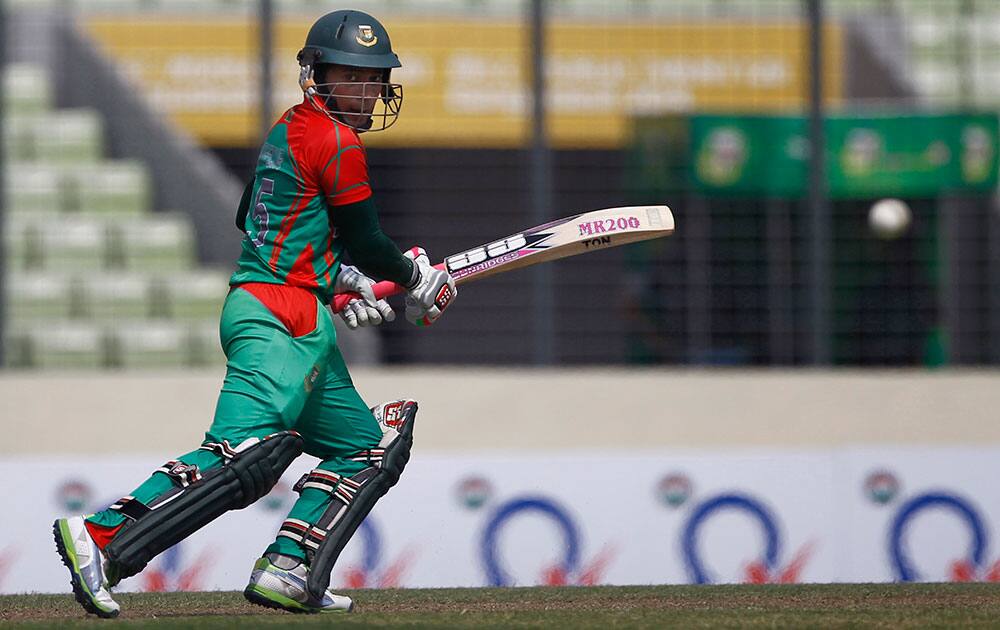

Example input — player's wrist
[403,255,421,290]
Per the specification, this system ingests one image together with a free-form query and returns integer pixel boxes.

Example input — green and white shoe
[244,553,354,614]
[53,516,120,618]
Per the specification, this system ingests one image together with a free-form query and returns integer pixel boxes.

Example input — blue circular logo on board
[352,517,381,576]
[480,496,580,587]
[889,492,987,582]
[681,493,781,584]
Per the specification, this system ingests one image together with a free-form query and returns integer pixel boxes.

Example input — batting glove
[333,265,395,330]
[403,247,457,327]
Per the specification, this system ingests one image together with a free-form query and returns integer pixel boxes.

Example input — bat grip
[331,262,446,313]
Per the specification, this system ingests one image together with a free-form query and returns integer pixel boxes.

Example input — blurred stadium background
[2,0,1000,594]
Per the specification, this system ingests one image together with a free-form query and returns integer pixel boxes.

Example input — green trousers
[87,287,383,561]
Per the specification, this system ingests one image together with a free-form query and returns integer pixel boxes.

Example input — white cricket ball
[868,198,911,239]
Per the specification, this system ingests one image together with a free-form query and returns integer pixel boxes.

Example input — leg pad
[104,431,303,585]
[280,400,416,601]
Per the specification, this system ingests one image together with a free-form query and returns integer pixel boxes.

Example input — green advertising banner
[688,113,999,198]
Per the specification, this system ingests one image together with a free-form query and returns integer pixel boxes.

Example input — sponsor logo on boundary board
[84,18,843,148]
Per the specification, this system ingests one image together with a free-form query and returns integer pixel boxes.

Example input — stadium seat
[33,110,105,164]
[979,17,1000,46]
[63,0,256,11]
[2,63,52,116]
[7,212,63,271]
[2,112,103,165]
[112,321,189,368]
[167,0,254,11]
[57,0,149,10]
[5,273,75,326]
[116,214,196,271]
[3,0,59,7]
[908,17,954,48]
[4,164,64,214]
[159,270,230,320]
[28,322,106,369]
[3,217,32,271]
[3,115,38,162]
[2,328,31,368]
[79,273,153,321]
[70,160,151,215]
[912,65,959,98]
[37,216,111,271]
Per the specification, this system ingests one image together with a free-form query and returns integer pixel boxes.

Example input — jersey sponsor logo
[356,25,378,47]
[578,215,641,237]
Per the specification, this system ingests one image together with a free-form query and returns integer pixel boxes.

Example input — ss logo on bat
[446,234,527,272]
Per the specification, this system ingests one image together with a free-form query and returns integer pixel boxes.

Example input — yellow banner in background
[84,17,843,149]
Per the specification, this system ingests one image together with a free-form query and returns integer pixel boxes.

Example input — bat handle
[330,262,446,313]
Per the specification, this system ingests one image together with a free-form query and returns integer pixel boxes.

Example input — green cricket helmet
[297,10,403,132]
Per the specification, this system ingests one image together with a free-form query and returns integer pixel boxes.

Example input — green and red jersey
[231,98,372,303]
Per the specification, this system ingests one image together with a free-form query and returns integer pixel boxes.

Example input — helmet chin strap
[299,62,318,96]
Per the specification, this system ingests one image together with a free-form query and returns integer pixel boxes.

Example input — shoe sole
[52,520,119,619]
[243,584,353,614]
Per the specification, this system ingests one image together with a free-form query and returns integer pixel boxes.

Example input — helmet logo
[356,25,378,47]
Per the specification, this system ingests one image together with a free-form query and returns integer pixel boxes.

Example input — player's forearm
[330,196,416,287]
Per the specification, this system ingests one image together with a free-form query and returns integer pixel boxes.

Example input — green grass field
[3,584,1000,628]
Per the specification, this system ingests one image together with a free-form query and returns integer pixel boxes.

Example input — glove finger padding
[343,299,391,329]
[335,264,395,329]
[376,299,396,322]
[354,276,379,309]
[334,265,379,306]
[355,301,375,327]
[341,302,360,329]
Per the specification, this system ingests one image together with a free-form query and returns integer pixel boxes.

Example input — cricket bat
[331,204,674,313]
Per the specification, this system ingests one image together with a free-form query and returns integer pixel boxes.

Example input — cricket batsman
[53,9,456,617]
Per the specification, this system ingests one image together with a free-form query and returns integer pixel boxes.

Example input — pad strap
[278,518,326,552]
[110,455,211,521]
[199,439,242,461]
[109,496,151,522]
[293,469,342,494]
[281,468,369,556]
[156,460,203,488]
[347,448,387,466]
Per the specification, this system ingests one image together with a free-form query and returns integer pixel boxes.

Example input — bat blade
[331,205,673,313]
